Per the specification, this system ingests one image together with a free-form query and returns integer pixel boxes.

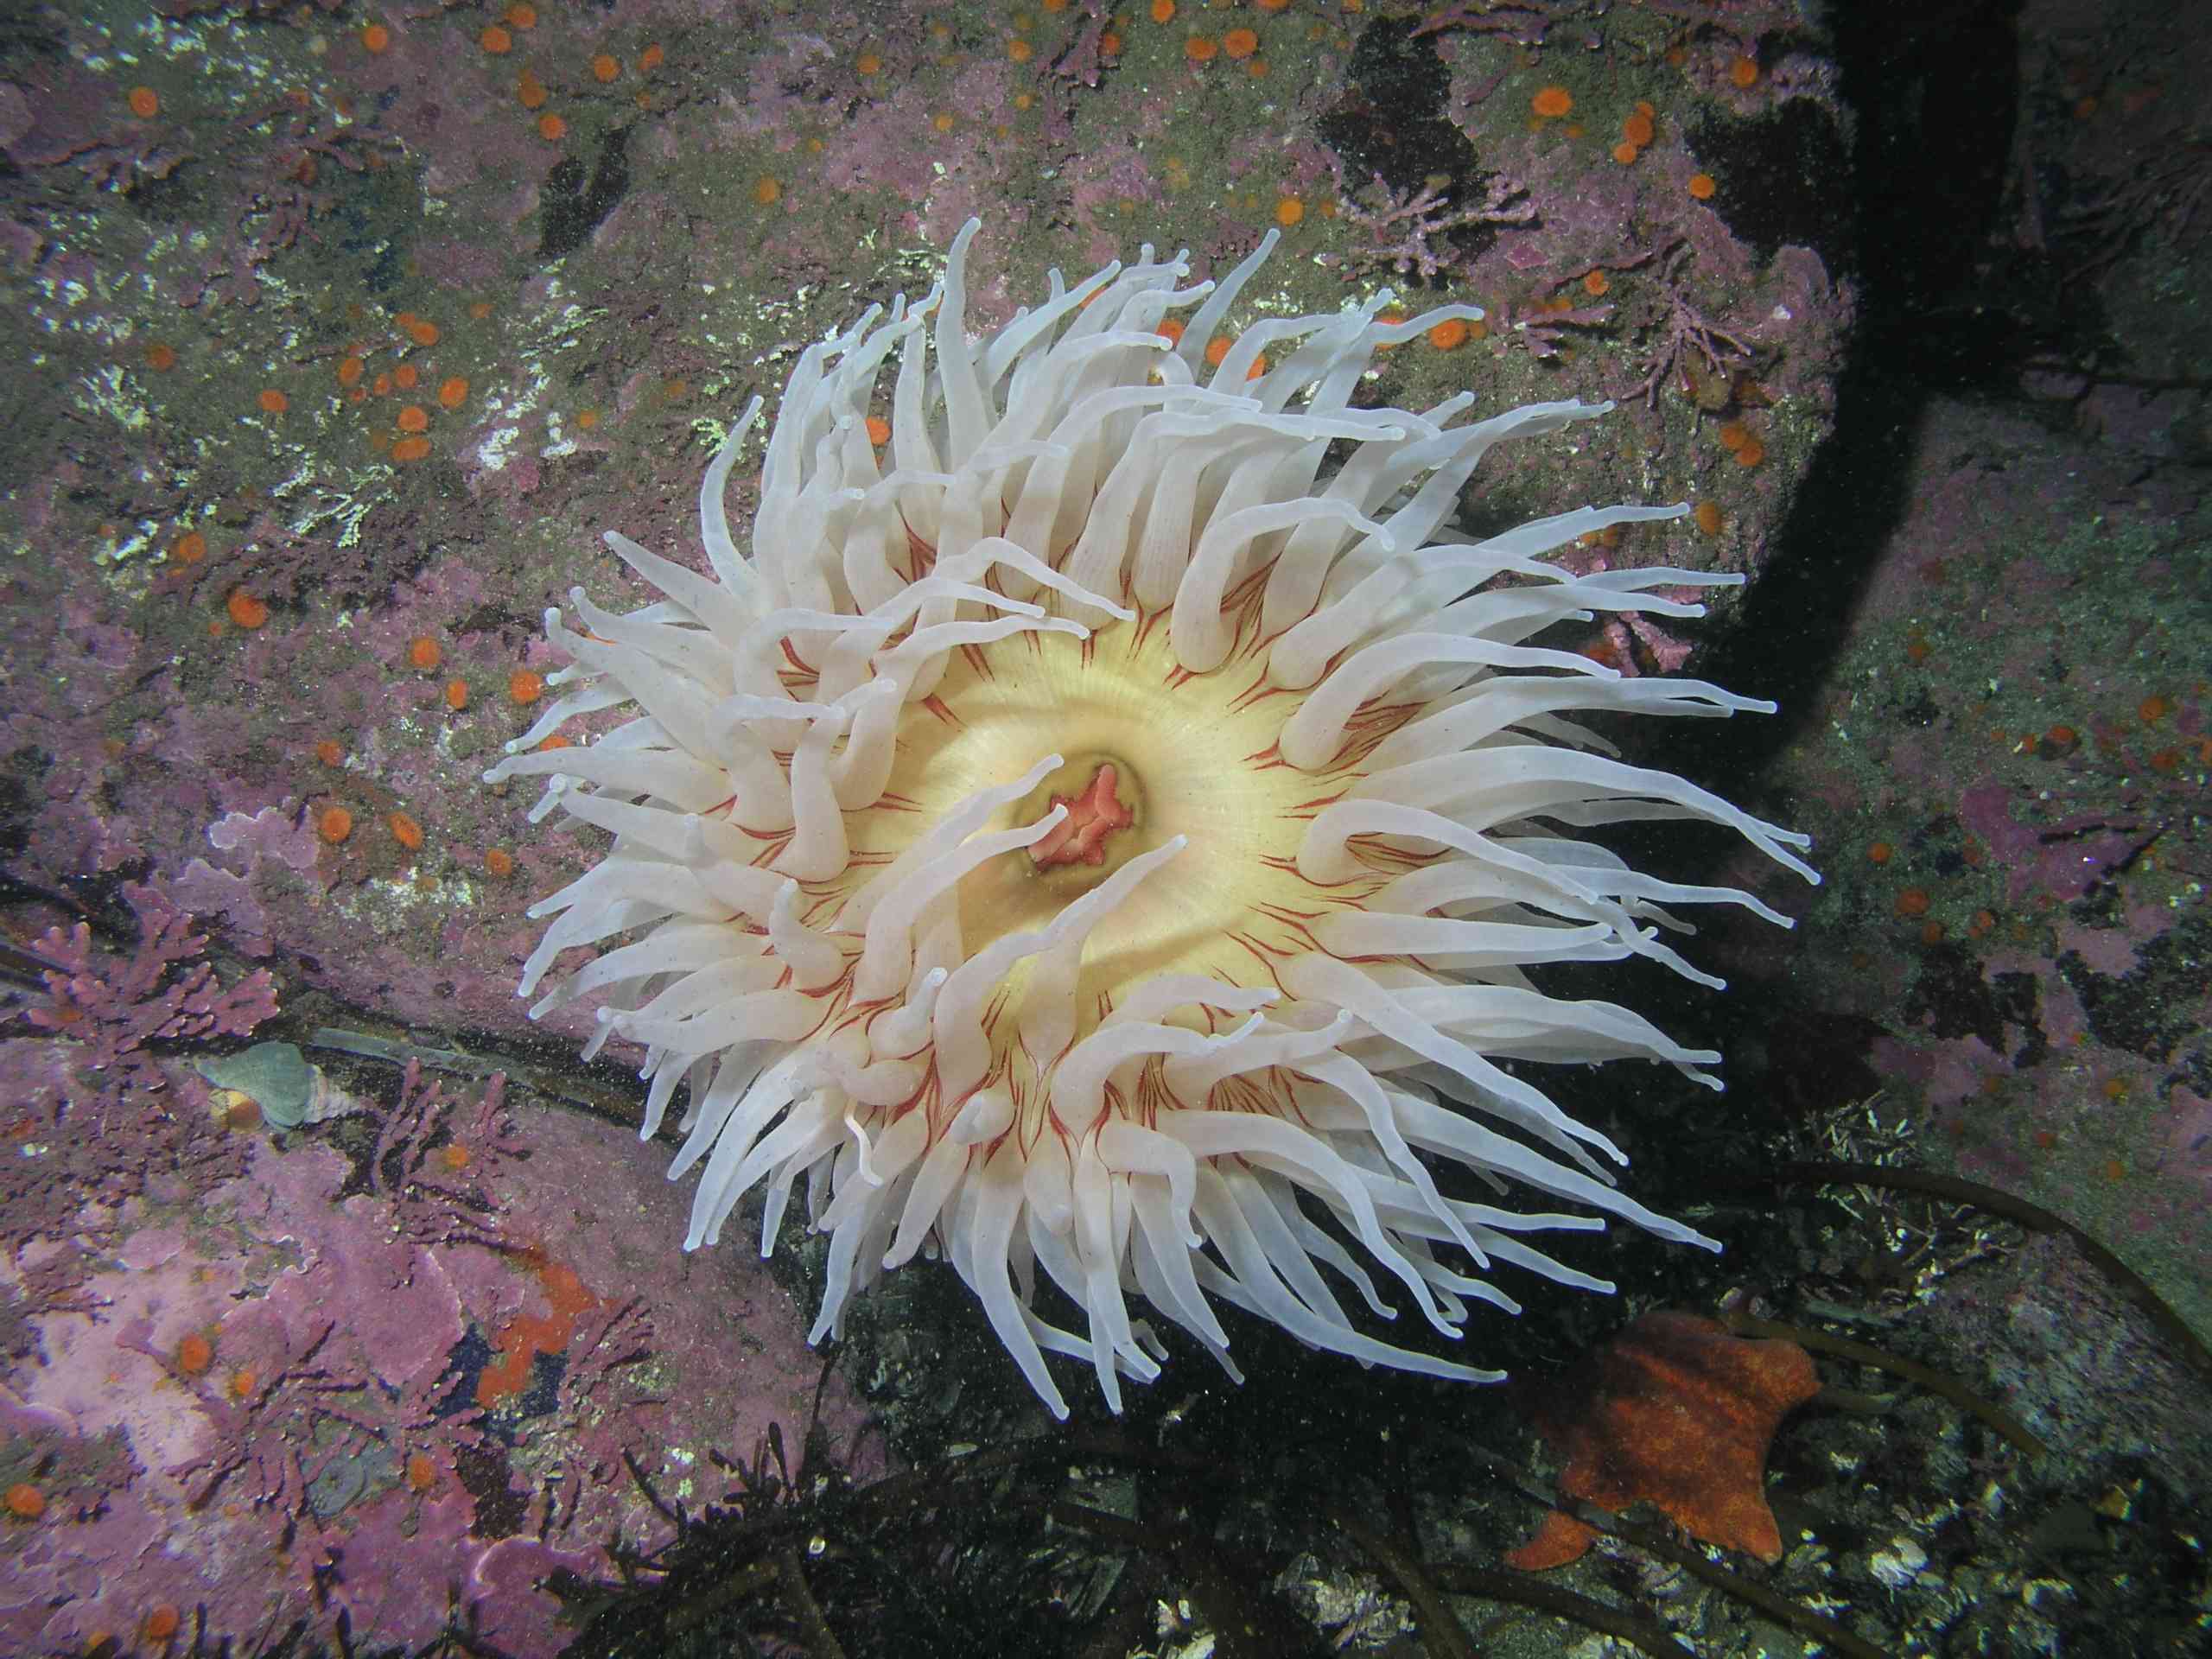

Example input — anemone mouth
[861,582,1384,1023]
[490,218,1820,1419]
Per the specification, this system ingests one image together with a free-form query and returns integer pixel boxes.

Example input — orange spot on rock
[4,1482,47,1521]
[1506,1311,1820,1571]
[476,1248,600,1406]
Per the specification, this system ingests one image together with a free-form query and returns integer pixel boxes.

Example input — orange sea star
[1509,1310,1821,1570]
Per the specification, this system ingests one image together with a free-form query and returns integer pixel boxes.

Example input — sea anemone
[492,222,1818,1418]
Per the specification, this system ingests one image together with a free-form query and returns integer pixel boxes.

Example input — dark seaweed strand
[1718,1308,2048,1457]
[1764,1160,2212,1386]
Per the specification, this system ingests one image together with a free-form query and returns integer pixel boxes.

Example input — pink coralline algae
[1958,785,2151,908]
[3,882,276,1279]
[1,1042,878,1654]
[17,880,278,1103]
[0,54,190,195]
[179,97,401,311]
[1412,2,1582,49]
[1326,168,1536,283]
[1616,238,1759,407]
